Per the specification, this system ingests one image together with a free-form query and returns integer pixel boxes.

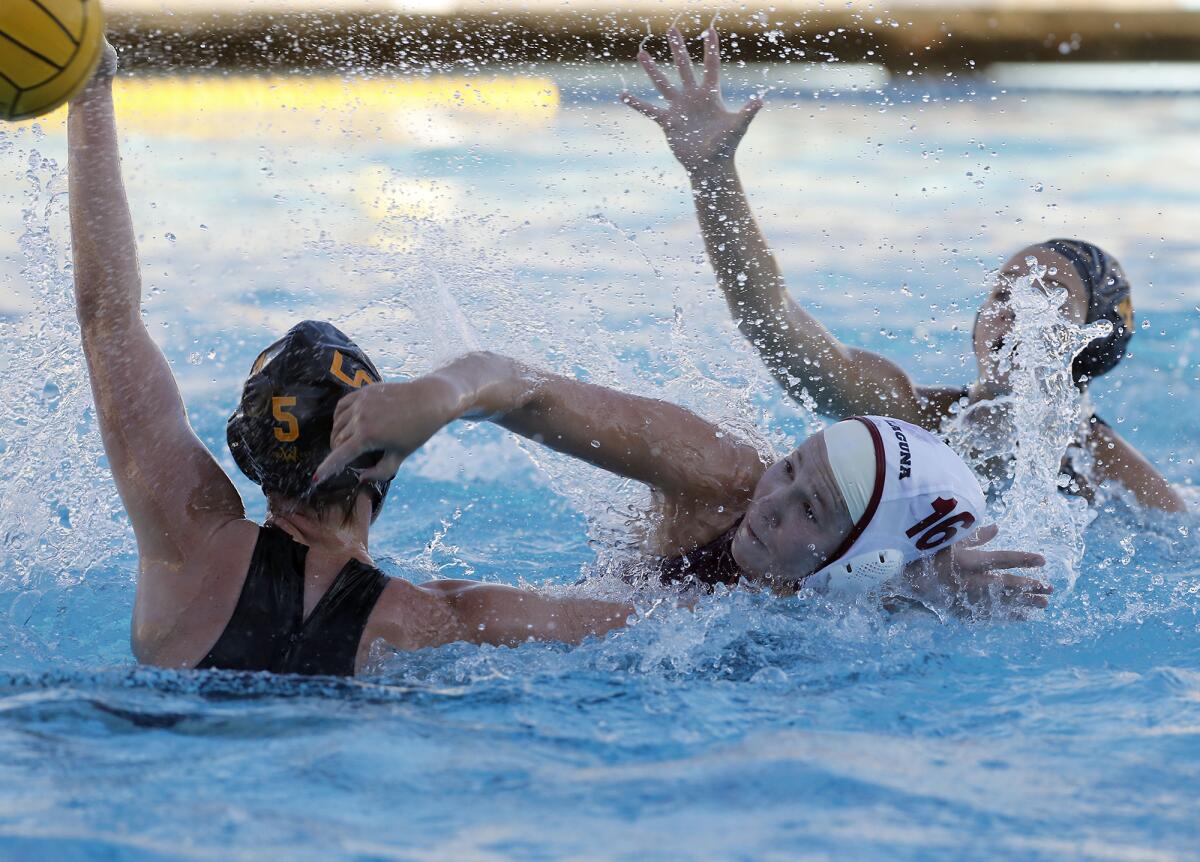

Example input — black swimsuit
[197,525,389,676]
[653,520,744,591]
[956,386,1109,493]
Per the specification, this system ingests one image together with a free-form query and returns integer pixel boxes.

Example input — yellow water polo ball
[0,0,105,121]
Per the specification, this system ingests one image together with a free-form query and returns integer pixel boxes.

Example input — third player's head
[973,239,1134,390]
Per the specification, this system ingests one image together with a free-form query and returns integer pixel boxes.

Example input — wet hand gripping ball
[0,0,105,121]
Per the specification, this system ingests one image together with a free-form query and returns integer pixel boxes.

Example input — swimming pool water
[0,67,1198,860]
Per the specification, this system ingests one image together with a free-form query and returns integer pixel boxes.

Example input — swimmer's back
[196,525,388,675]
[134,520,404,675]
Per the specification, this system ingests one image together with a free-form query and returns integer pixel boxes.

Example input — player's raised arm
[623,27,940,427]
[68,43,245,566]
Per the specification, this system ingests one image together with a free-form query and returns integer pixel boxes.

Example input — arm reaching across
[624,27,946,427]
[1088,421,1185,513]
[313,350,764,509]
[384,579,635,650]
[69,44,245,569]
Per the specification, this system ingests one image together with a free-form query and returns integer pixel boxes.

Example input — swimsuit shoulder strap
[279,557,390,676]
[196,525,305,672]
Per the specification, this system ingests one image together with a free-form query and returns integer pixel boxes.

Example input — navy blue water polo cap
[1043,238,1135,384]
[227,320,390,516]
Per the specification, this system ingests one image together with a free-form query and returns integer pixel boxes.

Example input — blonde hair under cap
[823,419,877,524]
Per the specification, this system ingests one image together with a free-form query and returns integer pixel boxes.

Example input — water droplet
[1031,182,1044,192]
[165,232,176,242]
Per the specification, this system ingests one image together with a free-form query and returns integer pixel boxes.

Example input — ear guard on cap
[1043,238,1134,384]
[807,549,906,597]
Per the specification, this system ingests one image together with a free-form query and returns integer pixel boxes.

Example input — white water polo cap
[810,416,986,593]
[822,419,876,524]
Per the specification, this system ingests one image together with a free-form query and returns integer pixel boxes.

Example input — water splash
[0,151,128,593]
[585,212,664,280]
[946,258,1111,590]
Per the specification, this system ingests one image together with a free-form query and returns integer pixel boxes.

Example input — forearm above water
[421,351,756,498]
[484,355,762,501]
[687,162,853,413]
[688,162,789,329]
[69,82,141,327]
[687,163,931,423]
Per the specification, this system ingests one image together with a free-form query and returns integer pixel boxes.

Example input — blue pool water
[1,66,1199,859]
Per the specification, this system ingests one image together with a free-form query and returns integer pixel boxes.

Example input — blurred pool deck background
[101,0,1200,71]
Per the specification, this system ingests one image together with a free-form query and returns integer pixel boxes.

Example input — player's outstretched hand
[621,26,764,175]
[902,524,1052,617]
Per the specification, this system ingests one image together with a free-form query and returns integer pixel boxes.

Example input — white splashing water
[312,179,786,568]
[946,259,1111,591]
[0,149,128,593]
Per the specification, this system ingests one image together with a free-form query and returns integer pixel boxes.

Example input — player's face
[731,432,855,590]
[973,245,1089,388]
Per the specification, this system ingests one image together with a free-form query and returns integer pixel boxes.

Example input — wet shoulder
[132,518,262,668]
[643,492,745,559]
[358,577,460,661]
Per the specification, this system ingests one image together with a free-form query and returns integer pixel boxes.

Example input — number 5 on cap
[272,396,300,442]
[330,351,376,389]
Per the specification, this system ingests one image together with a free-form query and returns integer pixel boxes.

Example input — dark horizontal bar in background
[103,8,1200,73]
